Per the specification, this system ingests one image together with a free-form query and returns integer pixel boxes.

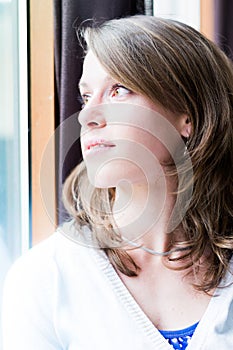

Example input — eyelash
[109,84,131,97]
[78,83,131,108]
[77,95,86,109]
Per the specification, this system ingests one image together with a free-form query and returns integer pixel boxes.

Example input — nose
[78,105,106,130]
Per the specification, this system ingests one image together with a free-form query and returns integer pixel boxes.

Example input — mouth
[84,139,116,153]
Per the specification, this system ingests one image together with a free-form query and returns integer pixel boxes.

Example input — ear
[179,115,192,139]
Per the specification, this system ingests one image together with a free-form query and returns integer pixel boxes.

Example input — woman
[3,16,233,350]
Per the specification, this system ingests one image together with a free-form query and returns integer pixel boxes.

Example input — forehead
[79,51,115,90]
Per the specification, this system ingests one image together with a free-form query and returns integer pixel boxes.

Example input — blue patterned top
[159,322,198,349]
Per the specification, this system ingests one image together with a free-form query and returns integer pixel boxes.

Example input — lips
[84,139,116,153]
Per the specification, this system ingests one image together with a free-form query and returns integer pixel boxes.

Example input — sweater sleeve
[2,241,63,350]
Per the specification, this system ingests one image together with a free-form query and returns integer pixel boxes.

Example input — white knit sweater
[2,222,233,349]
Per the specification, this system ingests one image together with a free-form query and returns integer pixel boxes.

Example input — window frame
[18,0,30,253]
[30,0,56,245]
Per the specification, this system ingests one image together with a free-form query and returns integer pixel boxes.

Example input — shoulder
[2,221,109,341]
[2,221,91,350]
[3,221,104,297]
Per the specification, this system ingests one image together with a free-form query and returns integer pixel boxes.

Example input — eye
[110,84,131,99]
[77,94,91,108]
[82,94,91,106]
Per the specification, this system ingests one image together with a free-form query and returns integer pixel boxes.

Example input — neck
[112,174,180,254]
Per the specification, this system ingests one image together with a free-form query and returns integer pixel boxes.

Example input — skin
[78,50,212,330]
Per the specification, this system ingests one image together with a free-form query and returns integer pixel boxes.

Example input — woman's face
[78,51,189,188]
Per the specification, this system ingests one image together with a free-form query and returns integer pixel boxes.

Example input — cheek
[112,126,172,163]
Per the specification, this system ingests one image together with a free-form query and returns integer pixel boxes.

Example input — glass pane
[0,0,28,348]
[0,0,21,262]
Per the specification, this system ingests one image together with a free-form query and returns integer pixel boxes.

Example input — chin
[86,166,122,188]
[86,161,149,189]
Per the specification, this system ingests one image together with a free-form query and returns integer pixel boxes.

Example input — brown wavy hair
[63,15,233,292]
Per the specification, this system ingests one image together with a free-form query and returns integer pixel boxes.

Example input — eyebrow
[78,81,88,89]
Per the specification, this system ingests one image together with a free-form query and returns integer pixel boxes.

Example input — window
[0,0,29,346]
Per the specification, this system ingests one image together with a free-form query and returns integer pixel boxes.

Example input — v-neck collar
[93,249,233,350]
[94,249,174,349]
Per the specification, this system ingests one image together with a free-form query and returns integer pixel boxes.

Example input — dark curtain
[214,0,233,59]
[54,0,152,223]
